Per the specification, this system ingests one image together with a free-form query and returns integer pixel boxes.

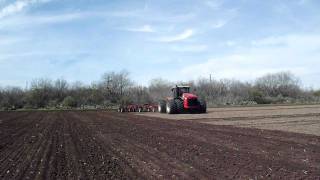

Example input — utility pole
[25,81,29,91]
[209,74,213,102]
[120,75,123,97]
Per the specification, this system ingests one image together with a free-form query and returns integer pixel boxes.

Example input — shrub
[62,96,77,108]
[249,89,271,104]
[314,90,320,97]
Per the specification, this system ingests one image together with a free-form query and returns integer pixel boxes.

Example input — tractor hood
[182,93,198,99]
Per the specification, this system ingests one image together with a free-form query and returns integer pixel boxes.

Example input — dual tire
[158,99,183,114]
[158,100,166,113]
[166,99,177,114]
[175,99,184,113]
[159,99,206,114]
[199,99,207,113]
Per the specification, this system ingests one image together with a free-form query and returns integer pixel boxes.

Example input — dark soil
[0,111,319,179]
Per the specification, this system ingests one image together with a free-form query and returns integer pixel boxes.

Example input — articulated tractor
[158,85,206,114]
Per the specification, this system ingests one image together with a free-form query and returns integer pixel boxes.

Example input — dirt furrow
[84,111,320,179]
[0,110,319,179]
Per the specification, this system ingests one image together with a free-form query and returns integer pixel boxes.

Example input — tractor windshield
[172,86,191,98]
[179,87,190,94]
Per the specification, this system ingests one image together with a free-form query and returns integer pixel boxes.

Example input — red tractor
[158,85,206,114]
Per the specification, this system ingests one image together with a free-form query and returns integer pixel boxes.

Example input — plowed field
[0,108,319,179]
[141,104,320,136]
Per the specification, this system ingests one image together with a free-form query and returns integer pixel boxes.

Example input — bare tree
[54,78,68,102]
[27,78,54,108]
[69,81,89,108]
[255,71,301,97]
[128,86,152,104]
[0,70,317,110]
[0,86,25,109]
[100,70,133,103]
[148,78,173,102]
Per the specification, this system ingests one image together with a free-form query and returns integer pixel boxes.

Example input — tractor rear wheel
[175,99,184,114]
[166,99,177,114]
[158,100,166,113]
[199,99,207,113]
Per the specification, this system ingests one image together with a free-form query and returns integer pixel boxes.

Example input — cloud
[0,12,89,30]
[126,25,154,33]
[205,0,222,9]
[153,29,194,43]
[28,12,85,24]
[108,10,142,18]
[208,9,238,30]
[0,1,29,18]
[0,0,50,19]
[180,34,320,88]
[0,10,151,30]
[171,44,208,52]
[251,36,290,47]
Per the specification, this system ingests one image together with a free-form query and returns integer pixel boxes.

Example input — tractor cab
[171,85,190,98]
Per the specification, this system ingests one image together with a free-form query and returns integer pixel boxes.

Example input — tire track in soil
[157,115,320,171]
[88,112,255,177]
[0,112,46,179]
[38,112,67,180]
[66,111,141,179]
[0,112,32,145]
[85,111,320,179]
[184,113,320,122]
[208,105,320,112]
[58,112,89,179]
[0,111,139,179]
[80,112,210,179]
[15,112,56,180]
[0,112,43,173]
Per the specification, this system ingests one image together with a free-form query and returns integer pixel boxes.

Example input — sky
[0,0,320,88]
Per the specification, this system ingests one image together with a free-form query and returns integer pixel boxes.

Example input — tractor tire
[175,99,184,114]
[166,99,177,114]
[199,99,207,113]
[158,100,166,113]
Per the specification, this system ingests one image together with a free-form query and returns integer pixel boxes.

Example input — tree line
[0,71,319,110]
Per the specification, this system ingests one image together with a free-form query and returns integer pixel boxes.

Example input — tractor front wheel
[175,99,184,114]
[158,100,166,113]
[166,99,177,114]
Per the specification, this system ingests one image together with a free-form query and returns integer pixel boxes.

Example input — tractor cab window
[172,86,190,98]
[179,87,190,94]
